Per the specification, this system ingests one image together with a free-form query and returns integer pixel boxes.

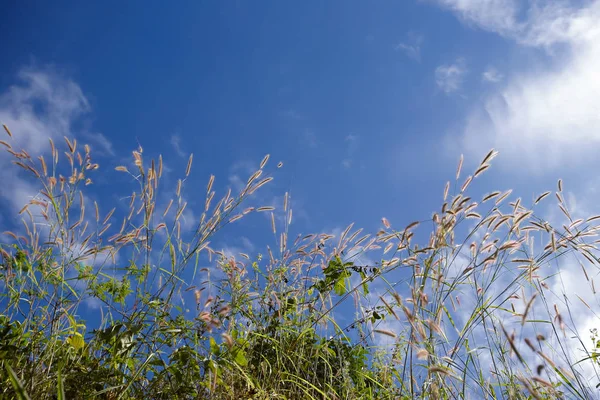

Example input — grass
[1,124,600,399]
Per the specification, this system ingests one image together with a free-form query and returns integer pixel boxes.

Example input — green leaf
[5,364,31,400]
[334,278,347,296]
[117,353,155,400]
[359,271,369,295]
[234,350,248,367]
[169,242,176,271]
[209,336,220,356]
[57,371,65,400]
[66,332,85,350]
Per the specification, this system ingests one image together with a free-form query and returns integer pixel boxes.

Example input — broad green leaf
[234,350,248,366]
[334,278,347,295]
[67,332,85,350]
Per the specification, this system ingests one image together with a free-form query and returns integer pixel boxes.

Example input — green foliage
[1,131,600,399]
[315,256,354,296]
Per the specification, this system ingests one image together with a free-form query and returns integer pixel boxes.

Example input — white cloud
[228,160,257,193]
[0,68,125,315]
[0,67,93,214]
[303,130,318,148]
[482,66,503,83]
[0,67,89,154]
[395,32,424,62]
[435,0,522,37]
[282,109,303,120]
[83,132,115,156]
[435,1,600,173]
[460,39,600,172]
[240,236,255,252]
[341,134,359,169]
[170,133,186,158]
[435,1,600,47]
[435,58,468,94]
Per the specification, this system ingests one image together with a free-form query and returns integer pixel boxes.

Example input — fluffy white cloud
[0,68,93,214]
[434,3,600,383]
[0,68,89,154]
[437,0,600,172]
[436,0,600,47]
[435,0,522,37]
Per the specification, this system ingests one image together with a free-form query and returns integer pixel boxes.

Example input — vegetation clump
[1,124,600,399]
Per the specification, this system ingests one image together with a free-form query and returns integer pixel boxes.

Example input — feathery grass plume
[456,154,463,180]
[249,177,273,194]
[3,124,13,137]
[474,163,490,177]
[501,322,525,364]
[185,153,193,176]
[260,154,270,169]
[521,293,537,325]
[443,181,450,201]
[381,217,391,229]
[482,191,500,202]
[374,329,396,338]
[495,189,512,205]
[480,148,498,165]
[416,348,429,360]
[461,175,473,192]
[405,221,419,231]
[534,191,550,204]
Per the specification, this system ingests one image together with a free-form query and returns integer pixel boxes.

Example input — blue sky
[0,1,520,235]
[3,0,600,391]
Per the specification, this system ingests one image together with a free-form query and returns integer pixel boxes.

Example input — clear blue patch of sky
[1,1,522,235]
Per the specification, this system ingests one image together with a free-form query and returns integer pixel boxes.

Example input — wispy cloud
[341,134,358,169]
[303,130,318,148]
[282,109,303,120]
[435,58,468,94]
[240,236,255,252]
[395,32,424,62]
[170,133,186,157]
[83,132,115,156]
[228,160,257,193]
[481,66,503,83]
[435,0,522,38]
